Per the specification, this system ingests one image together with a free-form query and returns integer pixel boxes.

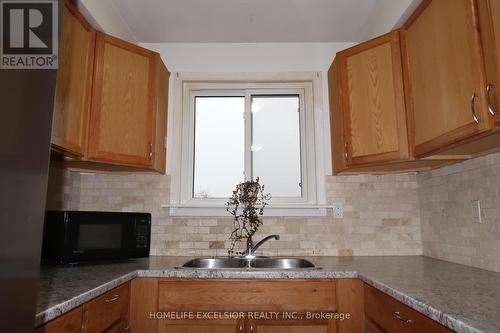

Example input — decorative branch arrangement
[226,177,271,256]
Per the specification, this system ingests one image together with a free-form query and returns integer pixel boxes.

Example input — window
[192,93,304,199]
[193,96,245,198]
[168,75,326,216]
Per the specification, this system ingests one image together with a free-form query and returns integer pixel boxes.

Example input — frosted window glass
[251,96,302,197]
[193,97,245,198]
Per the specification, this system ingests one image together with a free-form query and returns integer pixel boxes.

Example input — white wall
[362,0,422,39]
[140,43,354,73]
[76,0,137,43]
[140,42,355,177]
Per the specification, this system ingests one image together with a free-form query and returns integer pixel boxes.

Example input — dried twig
[226,177,271,256]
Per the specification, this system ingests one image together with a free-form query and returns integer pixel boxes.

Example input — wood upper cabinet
[88,32,159,168]
[402,0,496,157]
[51,1,94,157]
[477,0,500,124]
[52,5,169,173]
[336,30,409,167]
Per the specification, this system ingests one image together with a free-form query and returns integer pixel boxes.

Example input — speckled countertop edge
[36,271,139,325]
[36,259,492,333]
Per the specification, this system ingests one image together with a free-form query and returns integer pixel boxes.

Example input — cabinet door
[36,307,83,333]
[336,31,409,167]
[328,59,347,174]
[51,1,94,157]
[152,55,170,173]
[478,0,500,124]
[402,0,495,157]
[158,319,241,333]
[88,32,157,167]
[248,319,334,333]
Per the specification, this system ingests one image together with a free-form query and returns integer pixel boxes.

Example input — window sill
[161,204,329,217]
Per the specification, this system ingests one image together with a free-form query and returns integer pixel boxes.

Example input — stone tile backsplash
[46,169,422,257]
[417,152,500,272]
[46,151,500,272]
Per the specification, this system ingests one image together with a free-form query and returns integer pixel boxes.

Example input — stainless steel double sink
[180,257,317,269]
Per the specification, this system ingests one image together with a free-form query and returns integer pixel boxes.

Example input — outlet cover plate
[332,202,344,219]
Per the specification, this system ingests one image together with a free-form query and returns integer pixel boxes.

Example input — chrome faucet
[244,234,280,259]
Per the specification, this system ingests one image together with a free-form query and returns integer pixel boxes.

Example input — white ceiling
[109,0,386,43]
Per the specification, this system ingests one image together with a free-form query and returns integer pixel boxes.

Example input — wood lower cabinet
[101,317,129,333]
[51,1,94,157]
[365,319,386,333]
[402,0,496,157]
[364,284,453,333]
[37,278,459,333]
[131,279,340,333]
[83,282,130,333]
[248,318,332,333]
[36,307,83,333]
[159,319,242,333]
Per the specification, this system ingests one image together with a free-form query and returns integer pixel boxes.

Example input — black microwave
[42,211,151,264]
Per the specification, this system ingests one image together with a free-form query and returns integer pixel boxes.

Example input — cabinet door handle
[238,323,244,333]
[471,93,480,124]
[394,311,412,324]
[148,142,153,160]
[105,294,120,303]
[344,142,349,161]
[487,84,496,116]
[250,324,254,333]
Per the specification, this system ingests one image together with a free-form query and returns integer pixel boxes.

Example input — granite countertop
[37,256,500,333]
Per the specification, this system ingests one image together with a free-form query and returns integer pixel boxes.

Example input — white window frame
[165,72,327,217]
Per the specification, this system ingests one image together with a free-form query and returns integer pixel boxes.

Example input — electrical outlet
[471,200,482,224]
[332,202,344,219]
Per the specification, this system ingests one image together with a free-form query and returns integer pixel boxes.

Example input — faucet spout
[245,234,280,258]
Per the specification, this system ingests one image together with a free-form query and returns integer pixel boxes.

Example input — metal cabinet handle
[471,93,480,124]
[250,324,254,333]
[487,84,496,116]
[105,294,120,303]
[148,142,153,160]
[394,311,412,324]
[344,142,349,161]
[239,323,244,333]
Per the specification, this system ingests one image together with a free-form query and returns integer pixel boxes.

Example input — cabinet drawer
[158,280,336,312]
[85,282,130,333]
[364,284,453,333]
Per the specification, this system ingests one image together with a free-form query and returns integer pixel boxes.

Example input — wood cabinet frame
[477,0,500,125]
[401,0,496,157]
[87,32,158,168]
[51,1,95,158]
[336,30,410,167]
